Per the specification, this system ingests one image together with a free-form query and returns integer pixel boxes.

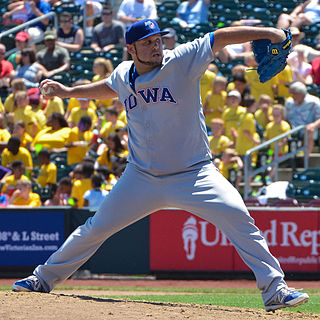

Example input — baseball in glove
[251,29,292,83]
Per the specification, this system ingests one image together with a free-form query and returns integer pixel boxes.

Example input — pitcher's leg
[166,162,286,304]
[34,164,164,292]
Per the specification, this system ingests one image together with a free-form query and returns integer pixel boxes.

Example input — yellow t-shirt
[33,108,47,131]
[92,74,113,108]
[66,127,93,165]
[36,162,57,188]
[0,98,4,113]
[4,93,14,113]
[254,107,273,130]
[204,90,227,126]
[222,106,247,140]
[273,65,293,98]
[13,106,37,136]
[208,135,231,155]
[200,70,216,104]
[245,69,275,102]
[20,132,33,149]
[218,161,238,180]
[67,97,97,112]
[68,107,97,127]
[264,120,291,154]
[71,177,92,208]
[45,97,65,118]
[1,147,33,169]
[97,148,129,171]
[118,109,127,125]
[100,120,125,141]
[0,128,11,142]
[13,192,41,207]
[2,174,29,195]
[32,127,71,149]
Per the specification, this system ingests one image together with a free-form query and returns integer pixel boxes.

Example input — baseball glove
[251,29,292,83]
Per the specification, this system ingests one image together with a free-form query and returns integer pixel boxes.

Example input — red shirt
[311,56,320,86]
[0,60,13,78]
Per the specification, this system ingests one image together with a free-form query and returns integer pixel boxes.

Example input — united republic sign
[150,209,320,272]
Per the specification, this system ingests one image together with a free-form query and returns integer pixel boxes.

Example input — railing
[243,124,309,199]
[0,12,58,56]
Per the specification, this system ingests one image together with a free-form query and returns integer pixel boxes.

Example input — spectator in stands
[67,97,97,128]
[7,31,30,70]
[3,78,26,114]
[28,89,46,132]
[12,48,47,89]
[0,44,13,93]
[9,179,41,207]
[285,81,320,155]
[208,118,231,157]
[99,107,126,146]
[1,136,33,171]
[203,76,227,128]
[173,0,209,28]
[0,160,29,197]
[31,112,71,151]
[162,28,179,50]
[43,93,65,118]
[36,148,57,188]
[272,65,293,104]
[70,162,94,208]
[117,0,158,28]
[288,46,313,85]
[83,173,109,209]
[277,0,320,29]
[0,113,11,148]
[254,94,273,135]
[222,90,247,141]
[97,133,129,173]
[36,29,70,79]
[227,72,250,105]
[56,11,85,53]
[43,176,72,206]
[200,64,216,104]
[92,57,114,109]
[112,98,127,126]
[91,6,125,52]
[312,55,320,85]
[12,121,33,150]
[2,1,29,25]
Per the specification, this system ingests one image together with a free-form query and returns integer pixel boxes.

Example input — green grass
[2,285,319,314]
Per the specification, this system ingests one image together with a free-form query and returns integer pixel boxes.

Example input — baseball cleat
[265,287,309,312]
[12,275,44,292]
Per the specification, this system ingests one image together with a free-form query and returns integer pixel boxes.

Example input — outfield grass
[2,286,319,314]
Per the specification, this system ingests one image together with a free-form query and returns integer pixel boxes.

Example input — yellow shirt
[204,90,227,126]
[14,106,37,136]
[97,148,129,170]
[0,98,4,113]
[66,127,93,165]
[218,161,238,180]
[208,135,231,155]
[71,177,92,208]
[100,120,125,141]
[264,120,291,154]
[33,108,46,131]
[92,74,113,107]
[222,106,247,140]
[254,107,273,130]
[0,128,11,142]
[4,93,15,113]
[32,127,71,149]
[67,97,96,112]
[68,107,97,127]
[273,65,293,98]
[200,70,216,104]
[2,174,29,195]
[245,69,275,102]
[118,109,127,125]
[45,97,65,118]
[20,132,33,149]
[36,162,57,188]
[13,192,41,207]
[1,147,33,169]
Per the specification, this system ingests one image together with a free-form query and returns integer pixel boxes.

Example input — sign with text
[150,209,320,272]
[0,211,65,266]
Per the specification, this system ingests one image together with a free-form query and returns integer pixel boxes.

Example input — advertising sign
[150,209,320,272]
[0,211,65,266]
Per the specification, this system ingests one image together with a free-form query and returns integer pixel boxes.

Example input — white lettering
[199,221,220,246]
[281,222,301,247]
[262,219,277,246]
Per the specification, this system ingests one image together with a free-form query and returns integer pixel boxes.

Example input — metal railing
[0,11,58,56]
[243,124,309,199]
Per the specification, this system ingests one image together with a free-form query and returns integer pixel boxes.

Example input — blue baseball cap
[125,19,169,45]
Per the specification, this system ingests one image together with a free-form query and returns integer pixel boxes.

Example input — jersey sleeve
[172,33,214,80]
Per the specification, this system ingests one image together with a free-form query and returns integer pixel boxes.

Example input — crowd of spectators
[1,0,320,207]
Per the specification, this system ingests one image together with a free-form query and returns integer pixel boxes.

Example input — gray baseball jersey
[106,33,213,174]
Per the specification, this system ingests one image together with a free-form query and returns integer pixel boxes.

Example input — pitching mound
[1,290,317,320]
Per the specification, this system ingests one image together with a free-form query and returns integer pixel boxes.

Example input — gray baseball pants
[34,161,286,305]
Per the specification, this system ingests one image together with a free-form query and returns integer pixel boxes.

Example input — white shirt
[83,188,109,209]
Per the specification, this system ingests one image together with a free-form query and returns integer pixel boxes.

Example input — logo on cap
[145,20,155,29]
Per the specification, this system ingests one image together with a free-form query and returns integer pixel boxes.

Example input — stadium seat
[244,198,262,206]
[304,198,320,207]
[272,198,300,207]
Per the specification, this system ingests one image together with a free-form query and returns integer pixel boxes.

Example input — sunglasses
[102,12,112,15]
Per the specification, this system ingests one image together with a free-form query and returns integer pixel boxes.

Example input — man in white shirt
[117,0,158,28]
